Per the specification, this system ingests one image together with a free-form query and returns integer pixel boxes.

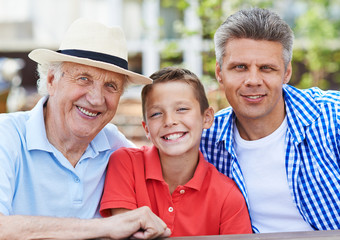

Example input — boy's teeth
[78,106,98,117]
[164,133,183,140]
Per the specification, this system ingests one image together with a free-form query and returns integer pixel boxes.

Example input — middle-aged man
[200,8,340,233]
[0,18,170,239]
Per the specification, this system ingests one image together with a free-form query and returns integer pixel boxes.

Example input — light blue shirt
[0,96,134,218]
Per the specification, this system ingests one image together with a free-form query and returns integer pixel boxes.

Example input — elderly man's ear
[46,70,58,96]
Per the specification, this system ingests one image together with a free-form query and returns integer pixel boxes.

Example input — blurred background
[1,0,340,146]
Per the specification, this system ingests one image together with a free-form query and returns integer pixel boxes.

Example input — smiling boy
[100,67,251,237]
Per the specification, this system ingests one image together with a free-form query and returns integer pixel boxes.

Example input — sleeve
[99,148,138,217]
[219,182,252,234]
[0,116,20,215]
[104,124,136,150]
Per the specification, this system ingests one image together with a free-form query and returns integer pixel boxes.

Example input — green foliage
[293,0,340,89]
[160,41,183,68]
[162,0,189,10]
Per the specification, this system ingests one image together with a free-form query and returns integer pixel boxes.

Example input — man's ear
[203,107,214,129]
[46,69,57,96]
[142,121,151,140]
[284,62,292,84]
[215,62,223,84]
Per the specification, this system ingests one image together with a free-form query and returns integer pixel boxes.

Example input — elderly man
[0,18,170,239]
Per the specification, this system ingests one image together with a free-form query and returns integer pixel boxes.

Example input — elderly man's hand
[106,206,171,239]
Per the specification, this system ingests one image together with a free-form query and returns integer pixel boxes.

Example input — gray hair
[36,62,63,96]
[214,8,294,69]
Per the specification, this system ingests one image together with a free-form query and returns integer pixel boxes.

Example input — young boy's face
[142,81,213,158]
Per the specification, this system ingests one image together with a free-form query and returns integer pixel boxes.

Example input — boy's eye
[177,107,189,112]
[149,112,161,118]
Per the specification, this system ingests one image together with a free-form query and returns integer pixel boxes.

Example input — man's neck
[236,113,286,141]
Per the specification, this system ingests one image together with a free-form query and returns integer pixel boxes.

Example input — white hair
[36,62,63,96]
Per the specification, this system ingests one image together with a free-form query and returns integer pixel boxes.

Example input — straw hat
[28,18,152,84]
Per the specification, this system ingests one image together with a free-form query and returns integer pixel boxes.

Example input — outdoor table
[164,230,340,240]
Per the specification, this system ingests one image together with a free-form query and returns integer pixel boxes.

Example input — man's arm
[0,206,171,239]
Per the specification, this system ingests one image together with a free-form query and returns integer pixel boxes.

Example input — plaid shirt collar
[216,84,322,152]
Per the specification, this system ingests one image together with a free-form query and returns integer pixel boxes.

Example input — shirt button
[74,177,80,183]
[168,207,174,212]
[180,189,185,194]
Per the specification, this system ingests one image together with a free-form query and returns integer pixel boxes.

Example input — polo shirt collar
[184,152,209,191]
[26,96,111,156]
[144,145,164,181]
[26,96,53,152]
[144,145,209,191]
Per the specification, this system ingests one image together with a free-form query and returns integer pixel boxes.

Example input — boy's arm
[100,148,139,216]
[220,184,252,234]
[0,207,171,239]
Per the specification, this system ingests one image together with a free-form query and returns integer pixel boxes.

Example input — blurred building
[0,0,205,144]
[0,0,208,91]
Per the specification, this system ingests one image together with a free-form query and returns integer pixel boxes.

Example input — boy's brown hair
[141,67,209,121]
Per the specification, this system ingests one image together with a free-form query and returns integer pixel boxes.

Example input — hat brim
[28,49,152,85]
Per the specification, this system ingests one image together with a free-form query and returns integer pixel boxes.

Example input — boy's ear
[142,121,151,140]
[203,107,214,129]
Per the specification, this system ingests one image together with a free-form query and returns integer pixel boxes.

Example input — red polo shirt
[100,146,251,237]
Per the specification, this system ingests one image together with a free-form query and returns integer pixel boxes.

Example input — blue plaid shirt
[200,84,340,231]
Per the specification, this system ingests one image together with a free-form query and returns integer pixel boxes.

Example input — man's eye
[79,76,89,81]
[76,76,90,84]
[261,66,275,72]
[106,82,118,91]
[235,65,246,70]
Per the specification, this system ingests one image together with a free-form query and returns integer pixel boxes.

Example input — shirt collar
[26,96,53,152]
[283,84,321,142]
[214,85,322,148]
[184,152,209,191]
[144,145,209,191]
[26,96,111,157]
[215,109,237,156]
[144,145,164,181]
